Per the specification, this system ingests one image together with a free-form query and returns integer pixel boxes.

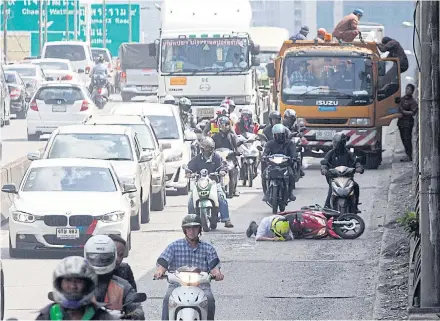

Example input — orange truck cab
[266,40,401,169]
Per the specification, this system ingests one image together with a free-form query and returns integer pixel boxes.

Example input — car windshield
[161,38,249,74]
[281,56,373,97]
[5,67,36,77]
[119,124,156,150]
[146,115,180,139]
[36,87,84,102]
[37,62,69,70]
[44,45,86,61]
[48,134,134,160]
[92,50,111,62]
[22,166,117,192]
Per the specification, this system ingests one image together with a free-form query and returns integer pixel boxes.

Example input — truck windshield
[161,38,249,74]
[281,56,373,98]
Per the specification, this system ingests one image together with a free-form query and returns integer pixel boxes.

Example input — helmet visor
[86,252,115,267]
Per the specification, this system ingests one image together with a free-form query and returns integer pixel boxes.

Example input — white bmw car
[1,158,134,258]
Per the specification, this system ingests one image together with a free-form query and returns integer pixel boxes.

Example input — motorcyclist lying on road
[178,97,197,129]
[320,133,364,212]
[89,54,111,95]
[283,109,305,177]
[261,124,297,203]
[108,234,137,291]
[235,107,260,136]
[84,235,145,320]
[36,256,116,320]
[246,215,293,241]
[154,214,225,320]
[212,116,240,197]
[186,137,234,227]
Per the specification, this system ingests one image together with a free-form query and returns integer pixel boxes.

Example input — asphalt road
[0,95,395,319]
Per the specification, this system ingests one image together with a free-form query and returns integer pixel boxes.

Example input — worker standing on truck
[315,28,327,42]
[290,26,309,41]
[332,9,364,42]
[377,37,409,73]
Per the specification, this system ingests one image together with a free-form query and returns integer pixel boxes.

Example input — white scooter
[215,148,237,198]
[155,267,213,320]
[237,133,263,187]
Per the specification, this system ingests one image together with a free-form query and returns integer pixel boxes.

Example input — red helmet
[318,28,327,36]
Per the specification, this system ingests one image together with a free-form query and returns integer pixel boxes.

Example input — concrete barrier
[1,149,44,223]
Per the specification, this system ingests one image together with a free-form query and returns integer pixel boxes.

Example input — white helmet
[84,235,117,275]
[163,94,176,104]
[53,256,97,309]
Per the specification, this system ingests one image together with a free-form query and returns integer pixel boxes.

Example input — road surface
[0,95,394,319]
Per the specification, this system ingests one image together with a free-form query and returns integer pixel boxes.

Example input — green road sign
[30,31,77,56]
[0,0,80,32]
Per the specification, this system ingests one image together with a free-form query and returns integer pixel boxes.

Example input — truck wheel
[365,152,382,169]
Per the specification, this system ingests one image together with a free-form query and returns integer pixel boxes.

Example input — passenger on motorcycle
[320,133,364,212]
[179,97,196,129]
[246,215,293,241]
[235,107,260,135]
[262,124,297,203]
[283,109,305,177]
[222,98,238,124]
[202,103,231,136]
[212,116,240,197]
[89,54,110,94]
[163,94,176,105]
[108,234,137,291]
[263,111,282,142]
[84,235,145,320]
[154,214,225,320]
[36,256,115,320]
[186,137,234,227]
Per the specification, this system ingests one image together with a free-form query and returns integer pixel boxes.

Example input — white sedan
[31,58,82,83]
[1,158,134,258]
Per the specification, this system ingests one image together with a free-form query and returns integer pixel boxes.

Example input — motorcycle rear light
[80,100,89,111]
[61,74,73,80]
[85,66,91,74]
[98,87,102,94]
[30,100,38,111]
[10,90,20,97]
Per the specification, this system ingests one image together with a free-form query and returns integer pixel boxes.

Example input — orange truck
[266,40,401,169]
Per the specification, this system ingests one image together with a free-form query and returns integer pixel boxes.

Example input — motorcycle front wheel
[270,185,278,214]
[199,207,211,232]
[333,214,365,239]
[247,164,253,187]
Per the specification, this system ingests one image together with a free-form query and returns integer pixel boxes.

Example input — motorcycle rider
[262,111,282,142]
[163,94,176,105]
[212,116,240,198]
[154,214,225,320]
[178,97,197,129]
[235,107,260,136]
[202,103,230,136]
[84,235,145,320]
[222,98,238,124]
[186,137,234,227]
[36,256,116,320]
[262,124,297,203]
[290,26,309,41]
[246,215,293,241]
[320,132,364,212]
[332,9,364,43]
[89,54,110,95]
[283,109,305,177]
[108,234,137,291]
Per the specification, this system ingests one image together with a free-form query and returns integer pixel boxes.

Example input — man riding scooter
[89,55,110,95]
[320,132,364,213]
[178,97,197,129]
[262,124,297,203]
[283,109,305,177]
[186,137,234,228]
[235,107,260,136]
[212,116,240,198]
[202,103,230,136]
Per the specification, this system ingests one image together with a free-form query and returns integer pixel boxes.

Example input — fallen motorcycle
[278,204,365,239]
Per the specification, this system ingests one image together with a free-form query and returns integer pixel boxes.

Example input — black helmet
[300,26,309,34]
[268,111,282,125]
[182,214,202,228]
[283,109,297,126]
[332,132,348,150]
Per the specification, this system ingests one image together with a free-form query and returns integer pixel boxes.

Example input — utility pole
[2,0,8,63]
[44,0,48,45]
[103,0,106,48]
[39,0,43,54]
[128,0,132,42]
[73,0,77,40]
[65,0,69,40]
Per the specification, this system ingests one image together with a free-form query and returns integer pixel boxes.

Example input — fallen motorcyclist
[246,215,293,241]
[186,137,234,228]
[321,133,364,212]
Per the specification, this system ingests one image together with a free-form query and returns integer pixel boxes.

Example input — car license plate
[52,105,67,112]
[315,130,336,140]
[141,86,152,91]
[56,228,80,239]
[197,108,214,117]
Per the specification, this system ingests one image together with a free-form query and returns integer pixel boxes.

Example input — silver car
[4,63,47,96]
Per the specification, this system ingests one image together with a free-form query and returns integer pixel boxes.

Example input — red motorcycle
[279,204,365,239]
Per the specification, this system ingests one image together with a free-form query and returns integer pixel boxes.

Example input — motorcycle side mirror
[257,145,263,151]
[300,127,306,132]
[320,159,328,165]
[48,291,55,301]
[129,292,147,304]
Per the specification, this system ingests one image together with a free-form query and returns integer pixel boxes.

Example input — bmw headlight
[12,211,40,223]
[198,177,210,189]
[166,152,183,163]
[101,211,125,223]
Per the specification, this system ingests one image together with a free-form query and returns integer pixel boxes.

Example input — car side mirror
[251,56,260,67]
[1,184,18,194]
[148,43,157,57]
[160,142,172,150]
[122,183,137,194]
[320,159,328,166]
[78,69,85,74]
[25,83,32,88]
[184,129,197,141]
[251,44,260,56]
[139,151,153,162]
[395,97,401,104]
[132,292,147,303]
[45,77,54,81]
[27,151,41,161]
[266,62,275,78]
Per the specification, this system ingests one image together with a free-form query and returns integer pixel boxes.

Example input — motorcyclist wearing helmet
[246,215,293,241]
[154,214,225,320]
[262,124,297,203]
[316,28,327,42]
[283,109,305,177]
[178,97,196,129]
[222,98,238,124]
[163,94,176,105]
[84,235,145,320]
[36,256,115,320]
[108,234,137,291]
[235,107,260,136]
[212,116,240,197]
[186,137,234,227]
[290,26,309,41]
[320,132,364,212]
[263,111,282,142]
[332,9,363,42]
[202,102,231,136]
[89,54,110,94]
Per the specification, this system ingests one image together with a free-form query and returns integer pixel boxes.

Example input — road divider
[1,150,44,224]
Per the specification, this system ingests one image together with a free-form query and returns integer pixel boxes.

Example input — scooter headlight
[198,177,210,189]
[331,182,351,197]
[271,157,284,164]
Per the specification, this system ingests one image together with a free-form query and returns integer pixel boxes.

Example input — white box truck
[148,0,262,122]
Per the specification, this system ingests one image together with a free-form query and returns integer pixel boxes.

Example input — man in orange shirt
[332,9,364,42]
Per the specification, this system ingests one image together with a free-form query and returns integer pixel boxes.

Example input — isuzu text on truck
[148,0,262,122]
[266,40,401,169]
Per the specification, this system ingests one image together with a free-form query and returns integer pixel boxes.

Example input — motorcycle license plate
[315,130,336,140]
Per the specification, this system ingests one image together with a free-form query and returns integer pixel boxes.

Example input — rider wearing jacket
[262,124,297,202]
[186,137,234,227]
[109,234,137,291]
[320,133,364,212]
[235,107,260,135]
[203,103,230,136]
[36,256,115,320]
[283,109,305,177]
[84,235,145,320]
[263,111,282,142]
[89,55,110,94]
[179,97,196,129]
